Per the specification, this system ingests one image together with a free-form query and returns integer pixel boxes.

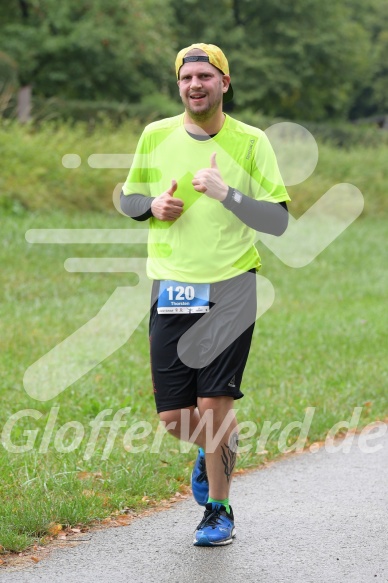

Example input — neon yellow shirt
[122,113,290,283]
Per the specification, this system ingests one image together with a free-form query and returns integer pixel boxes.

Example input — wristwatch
[222,186,244,210]
[230,189,243,204]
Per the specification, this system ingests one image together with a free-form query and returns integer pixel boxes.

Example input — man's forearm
[222,187,289,235]
[120,191,155,221]
[120,189,289,235]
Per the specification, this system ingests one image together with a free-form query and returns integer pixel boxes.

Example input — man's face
[177,61,230,121]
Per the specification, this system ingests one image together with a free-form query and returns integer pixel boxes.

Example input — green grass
[0,116,387,552]
[0,210,386,553]
[1,118,387,217]
[0,119,140,214]
[288,142,388,217]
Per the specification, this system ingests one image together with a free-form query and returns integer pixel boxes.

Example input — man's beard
[185,94,223,122]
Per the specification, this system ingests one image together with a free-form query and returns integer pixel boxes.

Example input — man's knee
[198,396,235,420]
[159,407,195,436]
[159,410,179,434]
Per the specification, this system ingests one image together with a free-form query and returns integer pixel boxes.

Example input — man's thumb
[210,152,218,169]
[167,179,178,196]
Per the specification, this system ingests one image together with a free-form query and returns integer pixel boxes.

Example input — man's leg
[158,399,238,547]
[159,399,237,506]
[197,396,238,500]
[158,398,238,472]
[191,396,237,546]
[159,406,205,448]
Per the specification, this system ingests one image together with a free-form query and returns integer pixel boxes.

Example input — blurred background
[1,1,387,557]
[1,0,387,125]
[1,0,388,215]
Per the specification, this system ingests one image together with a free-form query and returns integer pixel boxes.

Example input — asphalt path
[1,427,387,583]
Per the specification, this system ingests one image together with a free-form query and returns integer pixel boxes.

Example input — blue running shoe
[191,448,209,506]
[193,503,236,546]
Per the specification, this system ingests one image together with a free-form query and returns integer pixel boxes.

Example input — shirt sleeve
[222,188,288,235]
[120,192,154,220]
[121,130,151,197]
[250,132,291,203]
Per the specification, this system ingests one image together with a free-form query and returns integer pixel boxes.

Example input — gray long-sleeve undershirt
[120,189,288,236]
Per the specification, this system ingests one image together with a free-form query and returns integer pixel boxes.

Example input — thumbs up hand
[166,179,178,197]
[192,153,228,201]
[151,179,184,221]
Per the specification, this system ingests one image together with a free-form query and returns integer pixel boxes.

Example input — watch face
[233,191,243,204]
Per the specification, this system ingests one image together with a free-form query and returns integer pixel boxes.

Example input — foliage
[28,94,183,125]
[0,0,176,102]
[179,0,371,120]
[0,0,387,121]
[171,0,382,120]
[0,51,19,116]
[0,118,387,218]
[345,0,388,118]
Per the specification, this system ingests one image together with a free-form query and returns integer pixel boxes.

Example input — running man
[120,43,290,546]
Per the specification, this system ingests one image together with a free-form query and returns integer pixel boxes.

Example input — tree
[0,0,385,121]
[345,0,388,118]
[171,0,371,120]
[0,0,176,102]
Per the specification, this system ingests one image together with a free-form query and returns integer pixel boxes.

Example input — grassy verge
[0,118,387,217]
[0,211,386,553]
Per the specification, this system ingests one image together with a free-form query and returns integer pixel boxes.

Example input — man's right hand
[151,180,184,221]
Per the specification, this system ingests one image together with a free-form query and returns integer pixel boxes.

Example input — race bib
[157,280,210,314]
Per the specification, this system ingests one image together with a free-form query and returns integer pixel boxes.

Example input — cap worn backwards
[175,43,234,104]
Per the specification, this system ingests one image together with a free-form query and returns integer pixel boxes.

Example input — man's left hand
[192,153,228,201]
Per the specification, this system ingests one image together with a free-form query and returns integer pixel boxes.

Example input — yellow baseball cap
[175,43,234,103]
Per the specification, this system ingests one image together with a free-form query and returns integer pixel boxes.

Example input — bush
[30,94,182,126]
[0,51,18,117]
[239,108,388,148]
[0,116,387,217]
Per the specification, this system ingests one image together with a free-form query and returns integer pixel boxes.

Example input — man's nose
[190,76,202,89]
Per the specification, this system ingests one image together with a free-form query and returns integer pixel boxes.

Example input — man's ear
[222,75,231,93]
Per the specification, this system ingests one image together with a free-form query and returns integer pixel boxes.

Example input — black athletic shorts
[149,269,257,413]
